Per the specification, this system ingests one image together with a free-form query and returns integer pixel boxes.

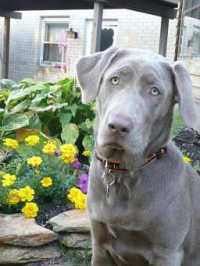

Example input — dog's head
[76,48,198,164]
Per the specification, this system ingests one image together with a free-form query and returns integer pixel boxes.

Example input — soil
[36,202,72,227]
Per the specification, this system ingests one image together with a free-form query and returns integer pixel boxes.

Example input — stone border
[0,210,91,265]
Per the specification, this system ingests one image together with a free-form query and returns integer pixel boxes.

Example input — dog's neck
[95,146,167,197]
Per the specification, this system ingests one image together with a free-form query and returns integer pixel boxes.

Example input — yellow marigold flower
[3,138,19,149]
[60,153,76,164]
[67,187,87,209]
[25,135,40,146]
[7,189,21,205]
[60,144,77,164]
[183,156,192,164]
[67,187,80,200]
[21,202,39,218]
[74,193,87,209]
[42,142,57,155]
[60,144,77,155]
[40,176,53,188]
[27,156,42,167]
[2,174,16,187]
[19,186,35,202]
[82,150,91,157]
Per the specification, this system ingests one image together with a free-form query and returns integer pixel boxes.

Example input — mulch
[173,128,200,174]
[36,202,72,227]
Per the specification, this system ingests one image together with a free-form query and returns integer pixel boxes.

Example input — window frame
[40,17,70,66]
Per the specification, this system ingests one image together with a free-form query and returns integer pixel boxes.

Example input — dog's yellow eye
[150,87,160,96]
[111,76,120,85]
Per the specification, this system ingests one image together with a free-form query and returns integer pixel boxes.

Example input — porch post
[174,0,185,61]
[91,1,104,53]
[1,16,10,78]
[159,17,169,56]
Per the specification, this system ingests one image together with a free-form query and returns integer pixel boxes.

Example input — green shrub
[0,78,95,154]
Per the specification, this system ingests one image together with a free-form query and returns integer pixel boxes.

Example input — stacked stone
[0,210,91,265]
[48,209,91,250]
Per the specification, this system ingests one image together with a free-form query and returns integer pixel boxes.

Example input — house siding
[0,9,177,81]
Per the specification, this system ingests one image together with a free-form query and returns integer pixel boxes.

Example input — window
[40,18,69,65]
[85,19,118,55]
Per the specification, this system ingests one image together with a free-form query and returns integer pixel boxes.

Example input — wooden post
[91,1,104,53]
[159,17,169,56]
[174,0,185,61]
[1,16,10,78]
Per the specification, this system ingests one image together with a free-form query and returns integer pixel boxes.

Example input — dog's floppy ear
[76,47,118,103]
[172,62,198,129]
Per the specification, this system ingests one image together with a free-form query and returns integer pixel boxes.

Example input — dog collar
[141,147,167,169]
[95,147,167,196]
[95,152,128,174]
[95,147,167,174]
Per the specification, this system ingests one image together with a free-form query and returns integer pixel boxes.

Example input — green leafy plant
[0,78,95,154]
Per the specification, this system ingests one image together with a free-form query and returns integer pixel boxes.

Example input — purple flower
[77,173,88,193]
[71,160,81,169]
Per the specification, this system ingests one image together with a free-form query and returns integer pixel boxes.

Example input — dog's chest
[105,225,153,264]
[89,182,155,231]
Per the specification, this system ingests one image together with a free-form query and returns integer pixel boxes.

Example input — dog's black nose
[107,114,133,135]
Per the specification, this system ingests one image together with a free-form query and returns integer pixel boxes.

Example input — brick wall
[0,9,177,81]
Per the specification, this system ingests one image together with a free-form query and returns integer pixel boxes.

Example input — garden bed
[0,78,94,265]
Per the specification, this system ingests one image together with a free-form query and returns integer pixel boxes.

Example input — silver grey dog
[76,48,200,266]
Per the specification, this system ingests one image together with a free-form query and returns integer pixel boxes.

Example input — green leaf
[70,104,78,117]
[0,89,10,102]
[59,111,72,128]
[85,119,94,129]
[0,79,19,90]
[2,113,29,131]
[29,103,68,113]
[6,84,46,104]
[8,99,30,114]
[28,114,42,130]
[82,135,94,150]
[61,123,79,144]
[19,78,36,89]
[30,92,49,105]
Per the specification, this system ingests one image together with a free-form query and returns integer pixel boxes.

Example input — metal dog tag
[102,164,116,197]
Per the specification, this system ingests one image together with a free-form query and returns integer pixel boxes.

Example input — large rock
[48,210,90,233]
[0,214,57,247]
[61,233,91,249]
[0,244,61,265]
